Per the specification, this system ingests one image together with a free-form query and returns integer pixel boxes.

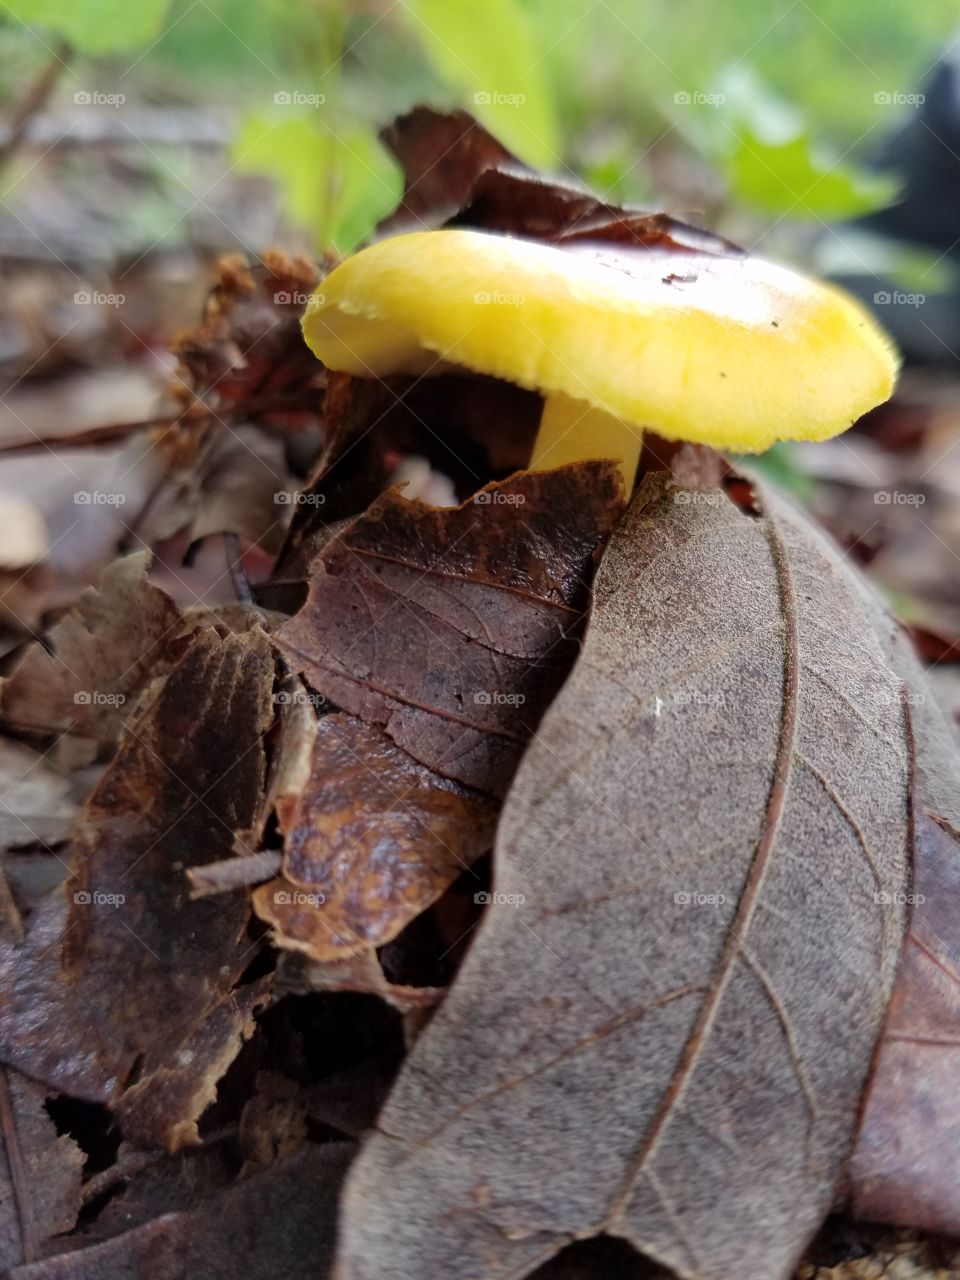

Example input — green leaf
[404,0,561,168]
[232,114,400,254]
[728,126,898,220]
[2,0,171,53]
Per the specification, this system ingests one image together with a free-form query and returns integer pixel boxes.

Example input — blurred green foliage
[1,0,170,54]
[1,0,958,249]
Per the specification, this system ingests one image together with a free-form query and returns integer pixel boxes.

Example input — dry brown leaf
[0,738,82,850]
[8,1143,352,1280]
[0,1068,83,1270]
[0,625,275,1151]
[377,105,524,236]
[139,422,292,553]
[335,472,912,1280]
[846,627,960,1234]
[253,712,496,961]
[280,948,445,1014]
[276,463,625,795]
[0,552,184,759]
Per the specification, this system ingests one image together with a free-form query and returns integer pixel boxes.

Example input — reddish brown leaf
[450,165,739,256]
[377,105,524,236]
[276,463,624,795]
[253,713,496,961]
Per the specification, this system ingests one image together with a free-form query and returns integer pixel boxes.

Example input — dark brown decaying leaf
[847,627,960,1234]
[0,1068,83,1269]
[334,473,911,1280]
[253,713,497,961]
[0,624,275,1150]
[0,552,183,758]
[450,166,740,257]
[276,463,624,796]
[378,106,737,262]
[377,105,524,236]
[269,369,545,603]
[9,1143,353,1280]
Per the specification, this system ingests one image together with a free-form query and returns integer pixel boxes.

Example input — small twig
[0,393,320,458]
[0,42,71,172]
[188,849,282,898]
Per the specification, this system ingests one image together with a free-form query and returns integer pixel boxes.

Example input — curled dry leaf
[253,713,496,961]
[271,369,545,600]
[280,947,446,1015]
[335,472,911,1280]
[378,105,737,260]
[0,625,275,1151]
[276,462,625,796]
[0,552,183,760]
[377,105,524,236]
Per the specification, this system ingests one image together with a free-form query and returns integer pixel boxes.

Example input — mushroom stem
[530,393,642,488]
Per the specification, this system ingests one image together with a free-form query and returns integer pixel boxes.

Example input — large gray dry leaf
[335,473,911,1280]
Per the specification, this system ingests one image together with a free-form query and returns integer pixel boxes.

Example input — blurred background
[1,0,960,714]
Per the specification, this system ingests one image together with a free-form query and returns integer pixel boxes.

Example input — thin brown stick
[0,393,319,458]
[0,42,71,171]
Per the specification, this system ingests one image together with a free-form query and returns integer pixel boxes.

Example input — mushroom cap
[302,228,897,453]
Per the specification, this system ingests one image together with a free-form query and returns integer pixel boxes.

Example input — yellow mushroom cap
[301,228,898,454]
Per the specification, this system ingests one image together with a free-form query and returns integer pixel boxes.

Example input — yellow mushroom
[301,228,898,486]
